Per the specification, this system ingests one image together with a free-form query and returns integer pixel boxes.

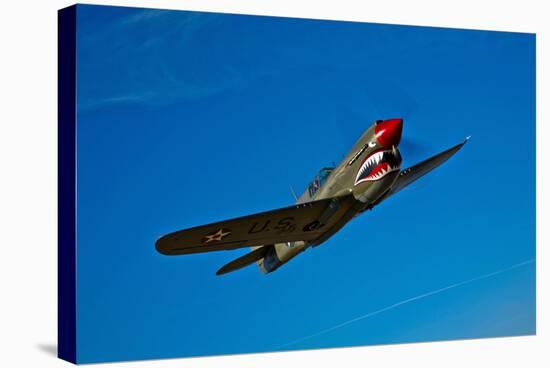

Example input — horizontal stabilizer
[216,246,270,276]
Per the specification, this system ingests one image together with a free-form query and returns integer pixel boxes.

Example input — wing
[379,137,469,202]
[156,195,355,255]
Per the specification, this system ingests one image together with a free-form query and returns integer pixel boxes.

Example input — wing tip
[155,234,179,255]
[453,135,470,151]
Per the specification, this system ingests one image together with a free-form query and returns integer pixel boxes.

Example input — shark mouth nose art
[355,147,401,185]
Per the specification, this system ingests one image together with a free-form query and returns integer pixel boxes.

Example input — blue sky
[75,5,535,363]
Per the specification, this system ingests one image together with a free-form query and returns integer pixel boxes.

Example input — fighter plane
[156,118,468,276]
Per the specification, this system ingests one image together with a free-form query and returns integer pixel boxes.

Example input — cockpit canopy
[297,167,334,203]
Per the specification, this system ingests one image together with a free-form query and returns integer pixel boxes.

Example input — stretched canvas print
[58,4,536,364]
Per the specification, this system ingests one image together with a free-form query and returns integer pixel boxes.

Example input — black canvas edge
[58,4,77,364]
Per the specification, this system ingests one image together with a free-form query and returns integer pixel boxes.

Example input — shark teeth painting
[355,148,402,185]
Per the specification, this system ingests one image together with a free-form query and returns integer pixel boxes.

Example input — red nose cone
[375,118,403,146]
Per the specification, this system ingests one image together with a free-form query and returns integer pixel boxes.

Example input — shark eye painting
[58,3,536,364]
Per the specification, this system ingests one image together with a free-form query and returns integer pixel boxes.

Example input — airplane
[156,118,468,276]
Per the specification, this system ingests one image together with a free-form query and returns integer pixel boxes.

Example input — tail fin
[216,246,270,276]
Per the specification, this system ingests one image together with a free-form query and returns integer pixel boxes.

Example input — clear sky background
[74,4,535,363]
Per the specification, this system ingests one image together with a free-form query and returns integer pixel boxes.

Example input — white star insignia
[203,228,231,244]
